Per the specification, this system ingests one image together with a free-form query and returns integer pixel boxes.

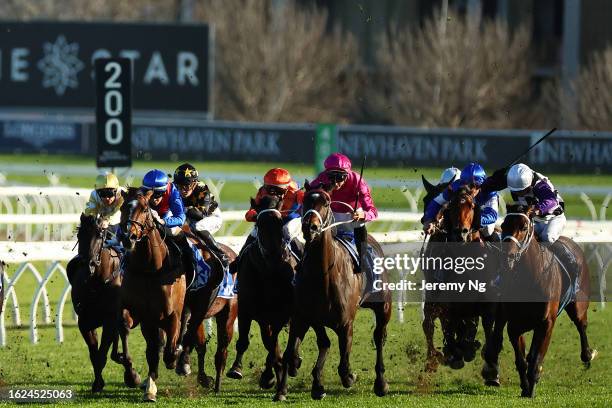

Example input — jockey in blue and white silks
[423,163,500,240]
[141,169,186,234]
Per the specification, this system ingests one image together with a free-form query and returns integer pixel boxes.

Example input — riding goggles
[265,185,288,196]
[97,188,116,198]
[326,171,348,183]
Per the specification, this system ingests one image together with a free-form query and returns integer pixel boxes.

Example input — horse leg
[213,302,234,393]
[422,303,443,372]
[508,324,528,397]
[443,311,463,369]
[565,301,597,366]
[162,311,181,370]
[372,302,391,397]
[525,320,554,398]
[258,323,277,389]
[141,322,161,402]
[274,317,309,402]
[91,324,115,393]
[119,310,141,388]
[311,325,331,400]
[227,314,252,380]
[80,326,102,392]
[481,310,505,387]
[195,321,214,388]
[175,306,193,376]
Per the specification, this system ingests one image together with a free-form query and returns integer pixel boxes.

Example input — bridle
[502,212,534,264]
[302,191,357,235]
[126,198,160,244]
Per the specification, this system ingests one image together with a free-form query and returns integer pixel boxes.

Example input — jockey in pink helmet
[311,153,378,272]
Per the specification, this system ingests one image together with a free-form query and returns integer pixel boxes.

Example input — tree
[368,9,532,129]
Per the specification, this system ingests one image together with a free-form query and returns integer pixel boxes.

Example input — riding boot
[176,234,195,276]
[354,226,368,274]
[549,240,578,280]
[195,229,229,270]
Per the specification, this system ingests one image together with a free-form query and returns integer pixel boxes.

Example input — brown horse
[274,187,392,401]
[420,175,453,371]
[119,188,187,402]
[66,213,141,392]
[485,204,597,397]
[226,194,301,389]
[174,224,238,393]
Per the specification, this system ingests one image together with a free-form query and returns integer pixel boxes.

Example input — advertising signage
[0,21,211,114]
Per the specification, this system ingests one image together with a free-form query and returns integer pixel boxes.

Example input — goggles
[265,185,288,196]
[326,171,348,183]
[97,188,116,198]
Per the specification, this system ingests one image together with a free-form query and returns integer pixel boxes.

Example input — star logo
[184,169,193,177]
[37,35,84,96]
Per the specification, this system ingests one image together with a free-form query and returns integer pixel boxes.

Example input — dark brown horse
[174,224,238,393]
[226,194,300,389]
[484,204,597,397]
[67,213,140,392]
[119,188,187,402]
[274,187,392,401]
[420,175,453,371]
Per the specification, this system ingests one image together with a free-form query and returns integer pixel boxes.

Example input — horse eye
[521,226,528,231]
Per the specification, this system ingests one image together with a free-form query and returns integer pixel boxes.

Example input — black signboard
[0,22,210,114]
[0,119,83,153]
[95,58,131,168]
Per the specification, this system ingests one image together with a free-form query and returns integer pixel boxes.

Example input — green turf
[0,261,610,407]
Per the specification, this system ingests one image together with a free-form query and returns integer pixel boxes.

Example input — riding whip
[353,155,366,212]
[507,127,557,168]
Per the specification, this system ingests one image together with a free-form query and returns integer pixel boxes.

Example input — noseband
[502,212,534,264]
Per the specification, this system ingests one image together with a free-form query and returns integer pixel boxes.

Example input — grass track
[0,262,610,407]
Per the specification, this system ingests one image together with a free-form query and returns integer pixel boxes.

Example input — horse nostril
[462,228,469,234]
[310,224,318,232]
[130,234,137,240]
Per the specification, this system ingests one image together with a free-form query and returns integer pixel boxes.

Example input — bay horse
[67,213,140,392]
[484,204,596,397]
[226,194,301,389]
[274,186,392,401]
[174,223,238,393]
[420,175,454,371]
[443,184,501,378]
[119,188,187,402]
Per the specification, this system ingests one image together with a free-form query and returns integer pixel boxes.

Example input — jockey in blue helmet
[422,163,500,241]
[141,169,186,231]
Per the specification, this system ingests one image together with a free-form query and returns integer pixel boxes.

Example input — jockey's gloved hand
[150,209,165,225]
[352,208,365,221]
[423,221,435,235]
[186,207,204,221]
[99,219,110,229]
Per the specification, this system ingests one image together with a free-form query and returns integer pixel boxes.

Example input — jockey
[244,168,304,248]
[173,163,229,270]
[423,163,500,241]
[311,153,378,272]
[141,169,193,267]
[481,163,574,269]
[84,172,124,234]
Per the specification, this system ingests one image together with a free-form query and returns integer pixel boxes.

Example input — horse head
[77,213,107,277]
[421,175,451,208]
[120,187,156,252]
[447,184,479,243]
[501,203,536,270]
[254,194,285,258]
[301,187,332,243]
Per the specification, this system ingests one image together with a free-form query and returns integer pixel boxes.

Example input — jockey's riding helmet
[439,167,461,184]
[324,152,352,173]
[143,169,168,192]
[460,163,486,186]
[174,163,199,185]
[507,163,533,192]
[95,172,119,191]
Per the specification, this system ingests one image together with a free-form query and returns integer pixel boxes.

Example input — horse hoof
[226,368,243,380]
[288,356,302,377]
[198,374,214,389]
[311,386,326,400]
[175,363,191,376]
[374,379,389,397]
[259,371,276,389]
[449,358,465,370]
[124,369,141,388]
[484,378,500,387]
[91,378,105,393]
[273,393,287,402]
[341,373,356,389]
[143,393,156,402]
[584,349,598,367]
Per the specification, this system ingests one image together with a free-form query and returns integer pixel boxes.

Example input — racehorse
[420,175,453,371]
[67,213,141,392]
[226,195,301,389]
[274,186,392,401]
[174,224,238,393]
[443,184,501,376]
[119,188,187,402]
[483,204,596,397]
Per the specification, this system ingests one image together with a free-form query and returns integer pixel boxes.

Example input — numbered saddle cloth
[189,240,236,299]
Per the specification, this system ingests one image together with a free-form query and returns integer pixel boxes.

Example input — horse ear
[250,197,256,208]
[121,189,127,199]
[422,175,435,193]
[526,205,537,218]
[304,180,311,191]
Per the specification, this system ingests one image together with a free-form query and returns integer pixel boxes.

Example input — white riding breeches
[249,217,303,242]
[193,208,222,235]
[534,213,566,243]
